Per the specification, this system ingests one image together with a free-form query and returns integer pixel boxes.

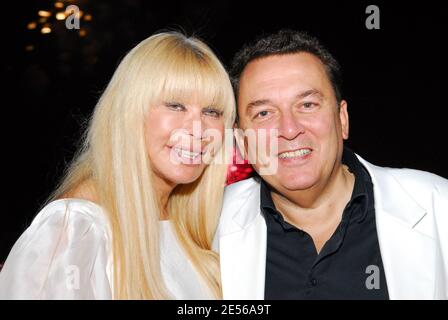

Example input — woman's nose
[183,109,204,140]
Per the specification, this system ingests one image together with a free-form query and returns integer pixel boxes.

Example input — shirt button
[310,278,317,286]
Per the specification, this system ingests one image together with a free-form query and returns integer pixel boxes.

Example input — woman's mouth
[172,146,202,160]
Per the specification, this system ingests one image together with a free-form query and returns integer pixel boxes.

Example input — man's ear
[233,126,247,160]
[339,100,349,140]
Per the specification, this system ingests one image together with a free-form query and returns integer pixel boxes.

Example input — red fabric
[226,147,253,185]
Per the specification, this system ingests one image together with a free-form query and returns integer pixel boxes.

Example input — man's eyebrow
[296,89,324,100]
[245,89,324,112]
[246,99,273,110]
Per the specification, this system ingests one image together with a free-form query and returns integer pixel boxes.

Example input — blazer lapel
[220,215,267,299]
[219,181,267,299]
[358,155,437,299]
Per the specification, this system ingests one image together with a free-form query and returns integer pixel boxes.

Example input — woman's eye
[166,102,186,111]
[203,108,223,118]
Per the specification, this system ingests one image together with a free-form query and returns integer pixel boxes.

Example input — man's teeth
[174,147,201,159]
[278,148,312,159]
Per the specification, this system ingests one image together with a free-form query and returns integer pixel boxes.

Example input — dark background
[1,0,447,262]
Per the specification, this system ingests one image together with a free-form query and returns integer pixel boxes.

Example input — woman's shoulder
[32,198,109,232]
[19,198,111,255]
[0,198,113,299]
[34,177,106,229]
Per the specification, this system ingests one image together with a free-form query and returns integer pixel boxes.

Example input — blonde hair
[48,31,235,299]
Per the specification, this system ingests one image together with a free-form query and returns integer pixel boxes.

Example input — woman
[0,32,235,299]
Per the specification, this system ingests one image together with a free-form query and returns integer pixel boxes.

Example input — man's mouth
[278,148,312,159]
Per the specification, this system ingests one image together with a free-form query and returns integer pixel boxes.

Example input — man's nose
[278,111,304,140]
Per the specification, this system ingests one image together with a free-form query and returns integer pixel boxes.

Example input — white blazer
[213,155,448,300]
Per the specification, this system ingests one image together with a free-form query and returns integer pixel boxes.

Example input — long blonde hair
[48,32,235,299]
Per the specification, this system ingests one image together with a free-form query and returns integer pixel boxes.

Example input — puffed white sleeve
[0,199,113,299]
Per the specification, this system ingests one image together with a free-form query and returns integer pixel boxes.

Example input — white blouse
[0,199,213,300]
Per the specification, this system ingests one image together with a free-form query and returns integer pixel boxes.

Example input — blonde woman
[0,32,235,299]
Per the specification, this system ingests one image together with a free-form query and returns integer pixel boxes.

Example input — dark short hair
[230,29,343,105]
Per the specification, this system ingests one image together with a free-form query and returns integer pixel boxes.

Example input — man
[213,30,448,299]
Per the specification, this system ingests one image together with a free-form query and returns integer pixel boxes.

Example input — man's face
[236,53,349,193]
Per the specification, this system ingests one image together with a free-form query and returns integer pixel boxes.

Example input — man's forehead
[244,53,326,76]
[240,54,328,92]
[240,63,329,104]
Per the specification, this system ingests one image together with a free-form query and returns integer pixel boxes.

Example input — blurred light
[25,45,34,51]
[84,14,92,21]
[27,22,37,30]
[77,10,84,18]
[56,12,66,20]
[39,17,48,23]
[38,10,52,18]
[41,26,52,34]
[55,2,64,9]
[79,29,87,37]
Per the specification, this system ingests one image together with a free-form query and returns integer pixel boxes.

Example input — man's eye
[203,108,223,118]
[302,102,316,109]
[255,110,270,118]
[165,102,186,111]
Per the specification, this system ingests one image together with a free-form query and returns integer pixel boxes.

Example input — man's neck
[271,163,355,231]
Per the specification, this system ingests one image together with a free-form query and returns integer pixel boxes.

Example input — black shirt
[262,147,389,299]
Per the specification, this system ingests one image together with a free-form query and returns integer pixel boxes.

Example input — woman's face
[145,99,225,190]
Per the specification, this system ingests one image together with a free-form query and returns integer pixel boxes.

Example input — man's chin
[276,175,317,192]
[282,183,315,192]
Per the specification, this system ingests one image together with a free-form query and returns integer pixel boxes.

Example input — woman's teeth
[173,147,201,160]
[278,148,312,159]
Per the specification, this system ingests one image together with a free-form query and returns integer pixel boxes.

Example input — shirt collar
[260,146,372,225]
[341,147,371,223]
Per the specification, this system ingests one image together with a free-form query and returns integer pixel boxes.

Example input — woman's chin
[164,167,205,185]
